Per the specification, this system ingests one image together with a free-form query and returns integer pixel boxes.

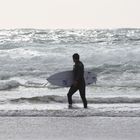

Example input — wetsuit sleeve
[74,64,83,82]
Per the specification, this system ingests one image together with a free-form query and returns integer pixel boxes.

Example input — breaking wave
[0,80,20,90]
[10,95,140,104]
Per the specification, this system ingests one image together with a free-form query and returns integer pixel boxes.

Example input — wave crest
[10,95,140,104]
[0,80,20,90]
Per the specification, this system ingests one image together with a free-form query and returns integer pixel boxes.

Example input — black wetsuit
[67,61,87,108]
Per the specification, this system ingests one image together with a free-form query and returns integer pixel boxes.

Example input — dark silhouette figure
[67,53,87,108]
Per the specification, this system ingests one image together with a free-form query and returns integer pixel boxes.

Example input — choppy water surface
[0,28,140,117]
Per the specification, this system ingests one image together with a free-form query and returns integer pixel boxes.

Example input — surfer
[67,53,87,108]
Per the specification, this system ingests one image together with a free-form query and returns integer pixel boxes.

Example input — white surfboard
[47,70,97,87]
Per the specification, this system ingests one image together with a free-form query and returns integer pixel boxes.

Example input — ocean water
[0,28,140,117]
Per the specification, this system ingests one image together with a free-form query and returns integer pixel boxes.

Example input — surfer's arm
[74,65,82,83]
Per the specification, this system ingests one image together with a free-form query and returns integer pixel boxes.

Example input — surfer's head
[73,53,80,63]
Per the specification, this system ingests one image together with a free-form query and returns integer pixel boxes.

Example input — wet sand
[0,117,140,140]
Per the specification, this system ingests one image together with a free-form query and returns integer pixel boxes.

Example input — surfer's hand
[73,81,78,87]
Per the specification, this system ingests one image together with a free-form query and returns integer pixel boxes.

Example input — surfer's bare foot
[84,105,88,109]
[68,104,72,109]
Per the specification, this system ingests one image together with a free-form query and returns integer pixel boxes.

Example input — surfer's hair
[73,53,79,60]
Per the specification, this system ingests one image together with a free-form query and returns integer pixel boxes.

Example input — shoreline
[0,103,140,117]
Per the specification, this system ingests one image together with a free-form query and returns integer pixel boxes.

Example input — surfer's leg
[67,85,78,106]
[79,86,87,108]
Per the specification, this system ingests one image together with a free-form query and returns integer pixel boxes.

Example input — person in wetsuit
[67,53,87,108]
